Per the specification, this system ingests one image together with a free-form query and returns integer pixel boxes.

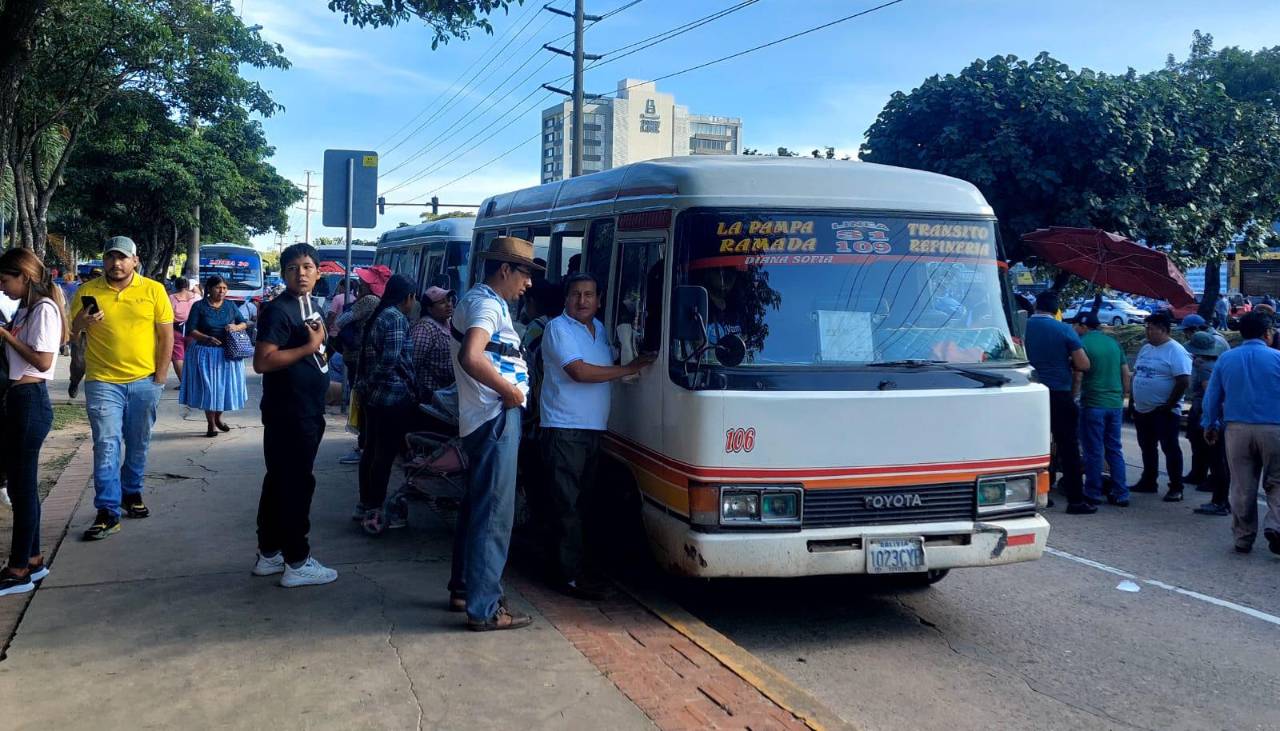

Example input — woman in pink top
[0,248,69,597]
[169,278,198,382]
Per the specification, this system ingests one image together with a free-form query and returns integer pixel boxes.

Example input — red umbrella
[1020,227,1195,306]
[317,261,346,274]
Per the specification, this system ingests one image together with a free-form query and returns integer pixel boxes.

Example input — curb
[0,437,94,661]
[616,579,859,731]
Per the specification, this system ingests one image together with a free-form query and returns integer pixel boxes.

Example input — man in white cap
[70,236,175,540]
[449,236,539,631]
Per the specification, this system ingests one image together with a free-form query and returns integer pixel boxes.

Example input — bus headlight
[977,474,1037,513]
[716,486,802,526]
[721,491,759,521]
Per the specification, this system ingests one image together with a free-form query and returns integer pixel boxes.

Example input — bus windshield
[200,249,262,292]
[316,247,376,269]
[674,210,1017,367]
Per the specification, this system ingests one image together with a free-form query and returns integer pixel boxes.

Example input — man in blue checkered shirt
[354,274,417,535]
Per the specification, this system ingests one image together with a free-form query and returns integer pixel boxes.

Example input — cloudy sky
[237,0,1280,248]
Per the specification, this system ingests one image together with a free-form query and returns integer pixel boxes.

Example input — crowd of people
[1027,290,1280,556]
[1,235,653,631]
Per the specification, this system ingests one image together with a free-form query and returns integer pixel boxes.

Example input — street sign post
[322,149,378,282]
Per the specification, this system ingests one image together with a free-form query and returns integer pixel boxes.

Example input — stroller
[389,386,468,523]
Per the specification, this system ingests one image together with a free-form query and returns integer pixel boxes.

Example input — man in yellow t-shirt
[69,237,175,540]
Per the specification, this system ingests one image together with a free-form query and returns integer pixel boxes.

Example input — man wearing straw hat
[449,236,541,631]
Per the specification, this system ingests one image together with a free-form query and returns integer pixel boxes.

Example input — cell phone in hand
[81,295,100,314]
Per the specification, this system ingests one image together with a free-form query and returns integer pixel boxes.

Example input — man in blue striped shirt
[1202,311,1280,555]
[449,237,541,631]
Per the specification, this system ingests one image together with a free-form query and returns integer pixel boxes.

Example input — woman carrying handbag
[180,275,249,437]
[0,248,68,597]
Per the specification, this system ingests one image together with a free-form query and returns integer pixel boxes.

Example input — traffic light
[377,195,385,215]
[431,196,439,216]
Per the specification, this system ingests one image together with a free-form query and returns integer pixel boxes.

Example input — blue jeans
[1080,406,1129,502]
[85,378,163,517]
[3,382,53,567]
[456,408,521,622]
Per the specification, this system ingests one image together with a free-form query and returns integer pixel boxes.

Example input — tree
[419,210,475,222]
[6,0,288,252]
[53,90,300,276]
[860,49,1280,310]
[326,0,516,48]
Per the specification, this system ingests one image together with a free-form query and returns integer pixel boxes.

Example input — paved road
[657,426,1280,731]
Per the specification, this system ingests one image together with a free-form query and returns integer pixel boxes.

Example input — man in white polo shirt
[540,273,653,598]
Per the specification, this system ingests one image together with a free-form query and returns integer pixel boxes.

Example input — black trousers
[1048,390,1084,504]
[257,413,326,564]
[3,382,53,568]
[1135,408,1184,491]
[1187,406,1230,504]
[358,401,415,509]
[541,428,602,583]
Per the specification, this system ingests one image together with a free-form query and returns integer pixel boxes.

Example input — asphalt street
[661,426,1280,731]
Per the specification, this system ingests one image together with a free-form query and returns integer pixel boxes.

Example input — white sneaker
[279,556,338,588]
[251,552,285,576]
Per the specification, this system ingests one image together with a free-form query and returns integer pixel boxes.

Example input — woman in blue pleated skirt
[180,275,249,437]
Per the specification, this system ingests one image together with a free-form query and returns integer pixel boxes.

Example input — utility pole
[296,170,316,244]
[185,0,216,279]
[541,1,601,178]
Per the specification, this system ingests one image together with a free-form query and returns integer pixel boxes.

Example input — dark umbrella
[1020,227,1195,307]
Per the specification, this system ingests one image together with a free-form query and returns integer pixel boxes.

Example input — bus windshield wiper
[865,359,1011,387]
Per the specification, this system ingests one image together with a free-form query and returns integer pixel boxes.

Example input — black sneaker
[1163,490,1184,503]
[1106,496,1130,507]
[0,570,34,597]
[1065,502,1098,515]
[122,493,150,519]
[1265,529,1280,556]
[1194,502,1230,516]
[1131,481,1158,494]
[83,509,121,540]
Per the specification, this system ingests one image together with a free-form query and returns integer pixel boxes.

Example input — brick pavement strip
[0,437,94,660]
[513,575,823,731]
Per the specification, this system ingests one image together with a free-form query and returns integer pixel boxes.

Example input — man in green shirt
[1072,312,1133,506]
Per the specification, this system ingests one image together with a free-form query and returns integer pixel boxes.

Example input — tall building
[541,78,742,184]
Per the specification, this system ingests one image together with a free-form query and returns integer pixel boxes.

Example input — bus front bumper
[642,503,1050,578]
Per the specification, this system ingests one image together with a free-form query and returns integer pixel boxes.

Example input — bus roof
[377,217,475,246]
[202,243,259,252]
[477,157,994,224]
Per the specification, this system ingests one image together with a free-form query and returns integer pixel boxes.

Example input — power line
[415,0,907,197]
[589,0,760,68]
[378,0,567,161]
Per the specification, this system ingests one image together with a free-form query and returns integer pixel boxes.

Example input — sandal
[361,509,385,536]
[467,606,532,632]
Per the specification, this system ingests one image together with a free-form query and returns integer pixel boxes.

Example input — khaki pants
[1224,423,1280,546]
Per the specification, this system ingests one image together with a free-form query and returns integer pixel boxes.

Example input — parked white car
[1063,298,1150,326]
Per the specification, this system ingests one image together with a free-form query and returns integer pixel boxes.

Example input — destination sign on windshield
[687,213,997,269]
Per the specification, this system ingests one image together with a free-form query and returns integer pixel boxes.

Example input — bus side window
[548,232,584,283]
[612,241,664,357]
[584,219,614,307]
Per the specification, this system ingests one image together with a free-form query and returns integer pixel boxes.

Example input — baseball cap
[423,286,454,304]
[104,236,137,257]
[1179,314,1207,330]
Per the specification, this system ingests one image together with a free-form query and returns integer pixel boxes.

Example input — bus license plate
[866,538,926,574]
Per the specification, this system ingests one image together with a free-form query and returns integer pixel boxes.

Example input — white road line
[1045,546,1280,628]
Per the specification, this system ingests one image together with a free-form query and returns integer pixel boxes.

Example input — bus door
[607,233,665,449]
[424,244,446,290]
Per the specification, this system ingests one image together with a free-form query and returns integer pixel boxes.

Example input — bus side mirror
[715,334,746,367]
[672,285,709,342]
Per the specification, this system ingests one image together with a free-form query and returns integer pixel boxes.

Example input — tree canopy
[860,37,1280,312]
[325,0,516,48]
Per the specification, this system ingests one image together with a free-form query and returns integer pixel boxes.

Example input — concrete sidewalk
[0,383,655,730]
